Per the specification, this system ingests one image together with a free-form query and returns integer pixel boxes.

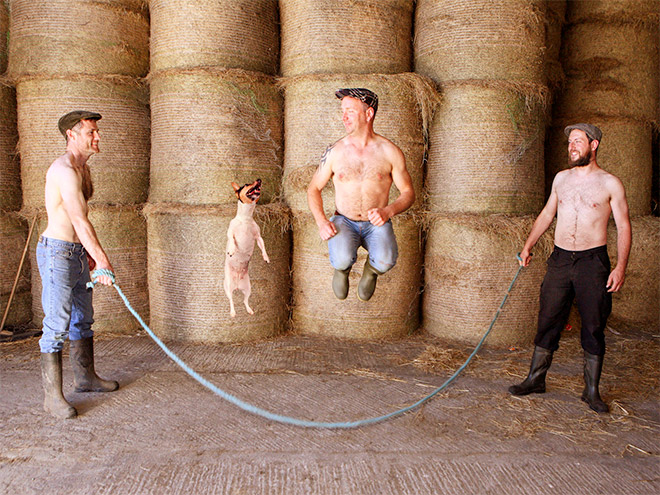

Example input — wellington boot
[41,352,77,419]
[581,352,609,413]
[508,346,553,396]
[332,268,351,300]
[357,259,383,302]
[70,337,119,393]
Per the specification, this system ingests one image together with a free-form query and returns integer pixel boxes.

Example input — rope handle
[86,268,116,289]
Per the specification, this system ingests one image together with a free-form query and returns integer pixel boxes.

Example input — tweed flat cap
[564,123,602,142]
[58,110,102,136]
[335,88,378,113]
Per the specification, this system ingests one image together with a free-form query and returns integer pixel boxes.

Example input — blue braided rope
[88,259,525,429]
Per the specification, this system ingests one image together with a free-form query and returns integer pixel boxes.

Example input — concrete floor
[1,327,658,494]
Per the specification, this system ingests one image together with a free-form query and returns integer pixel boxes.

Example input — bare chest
[333,155,391,183]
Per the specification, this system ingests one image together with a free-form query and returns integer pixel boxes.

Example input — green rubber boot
[332,268,351,300]
[70,337,119,393]
[358,259,383,302]
[41,352,77,419]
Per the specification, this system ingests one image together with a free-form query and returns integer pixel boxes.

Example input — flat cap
[564,123,602,142]
[58,110,102,136]
[335,88,378,113]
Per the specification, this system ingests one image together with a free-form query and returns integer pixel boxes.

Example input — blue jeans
[328,214,398,273]
[37,236,94,353]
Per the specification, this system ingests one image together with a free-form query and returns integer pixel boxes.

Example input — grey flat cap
[58,110,102,136]
[564,123,602,142]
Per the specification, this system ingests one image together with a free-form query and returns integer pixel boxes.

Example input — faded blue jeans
[328,214,398,273]
[37,236,94,353]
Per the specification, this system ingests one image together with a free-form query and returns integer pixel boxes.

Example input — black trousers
[534,245,612,356]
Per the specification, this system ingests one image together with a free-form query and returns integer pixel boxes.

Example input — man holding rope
[37,111,118,419]
[307,88,415,301]
[509,123,631,413]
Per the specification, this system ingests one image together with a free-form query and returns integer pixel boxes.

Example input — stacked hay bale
[8,0,150,335]
[280,0,438,339]
[147,0,289,343]
[547,0,660,329]
[414,0,552,347]
[0,1,30,329]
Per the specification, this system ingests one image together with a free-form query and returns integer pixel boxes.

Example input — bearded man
[508,123,632,413]
[37,110,118,419]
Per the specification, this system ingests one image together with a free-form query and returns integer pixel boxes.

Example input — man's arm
[58,166,115,285]
[606,176,631,292]
[367,145,414,227]
[307,144,337,240]
[519,179,559,266]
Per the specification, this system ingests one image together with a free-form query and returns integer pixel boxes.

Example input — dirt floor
[1,324,658,494]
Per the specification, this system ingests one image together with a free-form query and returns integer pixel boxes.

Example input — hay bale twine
[7,0,149,78]
[423,214,555,348]
[0,212,31,327]
[425,82,547,215]
[28,206,147,334]
[555,21,659,122]
[149,68,283,205]
[545,119,653,216]
[281,73,439,214]
[280,0,413,77]
[414,0,547,84]
[16,76,150,209]
[0,85,20,212]
[149,0,279,74]
[291,213,421,338]
[609,216,659,329]
[0,1,8,73]
[145,202,291,343]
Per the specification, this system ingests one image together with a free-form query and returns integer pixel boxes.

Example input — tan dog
[224,179,269,317]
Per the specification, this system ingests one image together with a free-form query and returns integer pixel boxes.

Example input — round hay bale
[545,118,653,216]
[567,0,660,26]
[16,76,150,209]
[0,211,31,326]
[0,1,8,73]
[281,73,440,214]
[0,85,20,212]
[608,216,659,329]
[422,213,555,348]
[149,0,279,74]
[555,21,659,122]
[425,81,547,215]
[29,206,148,335]
[291,213,422,339]
[144,202,291,343]
[149,68,283,205]
[7,0,149,78]
[414,0,547,84]
[280,0,413,77]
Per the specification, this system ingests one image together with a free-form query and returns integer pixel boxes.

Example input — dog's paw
[263,255,270,263]
[230,309,236,318]
[246,306,254,315]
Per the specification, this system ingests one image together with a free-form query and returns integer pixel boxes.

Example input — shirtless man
[37,110,118,419]
[307,88,415,301]
[509,123,631,413]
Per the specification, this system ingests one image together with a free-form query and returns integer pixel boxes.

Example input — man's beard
[569,148,592,167]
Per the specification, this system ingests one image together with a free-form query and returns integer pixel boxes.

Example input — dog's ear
[231,182,240,193]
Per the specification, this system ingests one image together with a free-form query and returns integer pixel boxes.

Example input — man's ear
[591,139,599,151]
[366,107,375,122]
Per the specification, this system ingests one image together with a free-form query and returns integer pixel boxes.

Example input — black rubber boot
[70,337,119,393]
[508,346,554,396]
[581,352,609,413]
[41,352,77,419]
[357,259,383,302]
[332,268,351,300]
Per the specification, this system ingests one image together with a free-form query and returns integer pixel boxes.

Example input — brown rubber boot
[70,337,119,393]
[581,352,609,413]
[508,346,554,396]
[357,259,383,302]
[41,352,77,419]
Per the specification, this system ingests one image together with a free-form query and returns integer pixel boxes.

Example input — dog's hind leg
[238,274,254,315]
[224,276,237,318]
